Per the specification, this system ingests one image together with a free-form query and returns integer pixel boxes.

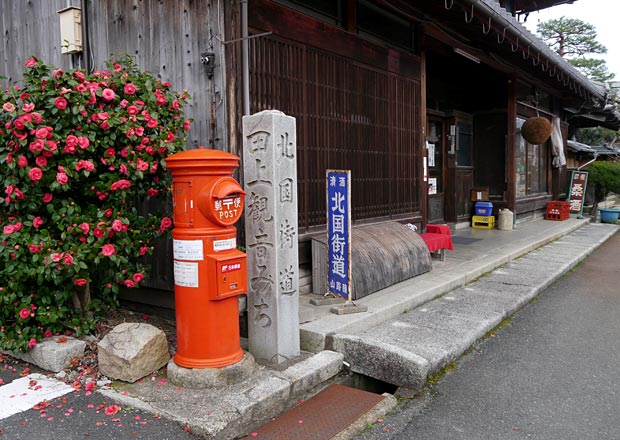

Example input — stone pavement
[4,217,618,439]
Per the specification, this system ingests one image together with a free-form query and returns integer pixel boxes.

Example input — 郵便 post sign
[327,170,351,300]
[567,170,588,215]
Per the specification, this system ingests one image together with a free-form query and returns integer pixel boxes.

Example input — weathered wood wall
[1,0,228,152]
[0,0,80,80]
[1,0,230,293]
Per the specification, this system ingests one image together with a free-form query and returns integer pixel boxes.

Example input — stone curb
[331,223,618,391]
[300,219,592,352]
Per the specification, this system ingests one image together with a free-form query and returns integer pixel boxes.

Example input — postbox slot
[212,179,245,199]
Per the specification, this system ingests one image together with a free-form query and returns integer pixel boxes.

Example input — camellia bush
[0,56,190,352]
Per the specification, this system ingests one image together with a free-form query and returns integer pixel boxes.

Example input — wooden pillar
[506,75,517,211]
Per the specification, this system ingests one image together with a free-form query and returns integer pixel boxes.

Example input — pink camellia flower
[51,253,63,263]
[28,338,37,350]
[101,88,115,101]
[110,179,131,191]
[28,167,43,181]
[137,158,149,172]
[77,136,90,149]
[33,216,44,228]
[147,118,158,129]
[56,172,69,185]
[183,119,191,131]
[28,244,39,253]
[17,155,28,168]
[22,102,35,112]
[104,405,121,416]
[42,193,53,203]
[124,83,137,95]
[112,219,128,232]
[52,69,64,79]
[146,188,158,197]
[102,244,115,257]
[19,307,31,319]
[93,227,105,239]
[127,105,139,115]
[44,330,53,338]
[3,225,16,235]
[139,245,149,256]
[133,273,145,283]
[35,156,48,167]
[35,127,51,139]
[64,143,77,154]
[14,188,25,200]
[31,111,42,124]
[63,254,74,265]
[54,97,67,110]
[65,135,78,148]
[29,139,44,153]
[74,278,88,287]
[124,279,135,288]
[25,57,38,68]
[79,222,90,234]
[104,208,114,218]
[76,160,95,172]
[2,102,15,112]
[159,217,173,233]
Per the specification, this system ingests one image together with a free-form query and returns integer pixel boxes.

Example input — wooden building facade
[2,0,617,299]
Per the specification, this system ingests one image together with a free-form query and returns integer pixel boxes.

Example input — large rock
[4,336,86,373]
[98,323,170,383]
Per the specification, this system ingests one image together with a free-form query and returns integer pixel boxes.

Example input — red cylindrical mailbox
[165,148,247,369]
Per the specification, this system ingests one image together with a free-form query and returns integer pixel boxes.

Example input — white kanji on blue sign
[327,170,351,299]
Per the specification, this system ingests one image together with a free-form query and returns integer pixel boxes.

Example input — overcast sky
[522,0,620,81]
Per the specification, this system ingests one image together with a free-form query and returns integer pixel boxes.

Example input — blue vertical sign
[327,170,351,300]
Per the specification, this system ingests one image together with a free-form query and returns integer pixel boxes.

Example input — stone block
[5,336,86,373]
[98,323,170,383]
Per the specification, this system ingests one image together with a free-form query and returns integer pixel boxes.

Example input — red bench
[420,224,454,261]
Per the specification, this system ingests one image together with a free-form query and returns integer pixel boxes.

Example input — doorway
[426,116,445,223]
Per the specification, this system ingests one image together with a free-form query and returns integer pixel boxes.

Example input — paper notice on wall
[173,239,204,261]
[173,261,199,288]
[213,237,236,252]
[428,143,435,167]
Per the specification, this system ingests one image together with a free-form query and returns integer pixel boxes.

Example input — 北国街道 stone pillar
[243,110,300,363]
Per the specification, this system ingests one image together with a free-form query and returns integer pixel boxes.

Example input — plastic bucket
[599,208,620,224]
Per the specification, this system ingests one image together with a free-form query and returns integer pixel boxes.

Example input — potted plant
[588,161,620,223]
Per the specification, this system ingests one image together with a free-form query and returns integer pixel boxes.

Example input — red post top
[165,147,240,176]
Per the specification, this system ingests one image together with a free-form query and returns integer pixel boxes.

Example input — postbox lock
[197,176,246,226]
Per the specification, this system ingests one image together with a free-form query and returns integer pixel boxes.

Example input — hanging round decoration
[521,117,552,144]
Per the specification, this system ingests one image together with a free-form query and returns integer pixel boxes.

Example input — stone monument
[243,110,300,363]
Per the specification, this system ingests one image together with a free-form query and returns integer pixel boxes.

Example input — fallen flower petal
[104,405,121,416]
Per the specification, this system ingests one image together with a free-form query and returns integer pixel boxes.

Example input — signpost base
[330,301,368,315]
[310,293,345,306]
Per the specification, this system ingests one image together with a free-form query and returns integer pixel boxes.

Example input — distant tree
[537,17,613,82]
[577,127,617,146]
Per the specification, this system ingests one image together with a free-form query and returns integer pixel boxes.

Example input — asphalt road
[356,230,620,440]
[0,360,202,440]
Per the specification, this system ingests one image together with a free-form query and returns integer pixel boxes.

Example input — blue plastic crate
[475,202,493,216]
